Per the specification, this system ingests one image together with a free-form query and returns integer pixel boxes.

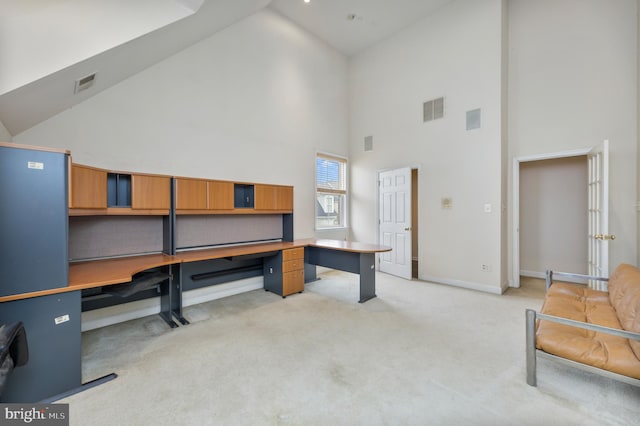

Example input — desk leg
[172,264,189,325]
[359,252,377,303]
[159,265,179,328]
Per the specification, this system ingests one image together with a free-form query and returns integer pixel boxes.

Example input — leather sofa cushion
[607,263,640,359]
[537,282,640,379]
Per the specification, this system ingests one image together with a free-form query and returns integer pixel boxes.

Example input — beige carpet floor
[64,272,640,425]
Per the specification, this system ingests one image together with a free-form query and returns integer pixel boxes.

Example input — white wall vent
[466,108,481,130]
[423,97,444,122]
[364,135,373,151]
[74,72,97,94]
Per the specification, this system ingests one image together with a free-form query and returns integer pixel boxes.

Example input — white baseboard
[81,277,263,331]
[520,269,586,284]
[420,275,504,295]
[520,270,546,280]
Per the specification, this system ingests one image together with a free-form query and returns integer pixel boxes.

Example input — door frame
[511,148,591,288]
[377,164,422,275]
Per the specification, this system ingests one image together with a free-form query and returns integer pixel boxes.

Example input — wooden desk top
[301,239,392,254]
[68,253,179,289]
[0,240,391,302]
[173,241,306,263]
[0,253,179,303]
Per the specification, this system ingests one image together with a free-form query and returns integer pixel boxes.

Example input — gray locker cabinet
[0,146,69,297]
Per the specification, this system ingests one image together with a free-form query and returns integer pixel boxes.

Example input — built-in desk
[68,253,178,289]
[0,239,389,403]
[301,239,390,303]
[0,253,180,403]
[173,239,391,304]
[69,253,181,328]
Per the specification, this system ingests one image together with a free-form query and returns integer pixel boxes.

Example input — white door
[379,167,412,279]
[587,140,614,290]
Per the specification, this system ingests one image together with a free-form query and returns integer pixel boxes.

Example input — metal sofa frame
[525,270,640,387]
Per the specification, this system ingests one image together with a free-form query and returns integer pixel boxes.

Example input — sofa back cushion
[608,263,640,359]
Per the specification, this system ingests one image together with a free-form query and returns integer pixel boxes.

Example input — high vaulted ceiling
[0,0,453,137]
[270,0,453,56]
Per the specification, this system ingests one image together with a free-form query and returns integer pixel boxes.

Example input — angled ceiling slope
[0,0,270,136]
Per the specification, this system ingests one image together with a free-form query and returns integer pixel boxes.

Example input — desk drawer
[283,247,304,262]
[283,258,304,273]
[283,270,304,296]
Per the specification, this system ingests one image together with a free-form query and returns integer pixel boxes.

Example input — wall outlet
[481,264,491,272]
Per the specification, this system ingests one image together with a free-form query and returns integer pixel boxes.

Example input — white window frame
[315,152,348,230]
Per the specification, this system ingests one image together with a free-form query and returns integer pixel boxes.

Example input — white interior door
[379,167,412,279]
[587,140,614,289]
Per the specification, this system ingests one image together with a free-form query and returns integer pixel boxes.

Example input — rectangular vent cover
[466,108,482,130]
[75,73,97,94]
[423,97,444,122]
[364,135,373,151]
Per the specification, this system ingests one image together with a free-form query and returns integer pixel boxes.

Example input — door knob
[404,227,412,231]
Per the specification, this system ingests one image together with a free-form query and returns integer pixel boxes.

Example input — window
[316,153,347,229]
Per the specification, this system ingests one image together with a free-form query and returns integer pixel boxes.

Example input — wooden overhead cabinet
[69,164,107,209]
[207,180,234,210]
[175,178,207,210]
[255,184,293,211]
[131,174,171,210]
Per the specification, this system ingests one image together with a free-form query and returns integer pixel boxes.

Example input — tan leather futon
[526,263,640,386]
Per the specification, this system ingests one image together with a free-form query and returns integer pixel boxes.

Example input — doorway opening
[512,147,592,288]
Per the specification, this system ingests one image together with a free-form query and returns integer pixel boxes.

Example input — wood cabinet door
[131,175,170,209]
[70,164,107,208]
[254,185,293,211]
[275,186,293,211]
[207,181,234,210]
[254,184,277,210]
[175,178,207,210]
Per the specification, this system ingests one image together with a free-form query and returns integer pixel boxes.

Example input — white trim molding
[511,147,591,288]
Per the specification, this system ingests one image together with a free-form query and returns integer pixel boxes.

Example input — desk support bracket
[39,373,118,403]
[171,264,189,325]
[159,265,179,328]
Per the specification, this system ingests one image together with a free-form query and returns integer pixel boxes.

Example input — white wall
[0,120,11,141]
[508,0,638,277]
[13,9,349,239]
[349,0,506,293]
[519,157,588,275]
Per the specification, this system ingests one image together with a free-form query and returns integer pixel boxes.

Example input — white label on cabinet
[27,161,44,170]
[54,314,70,325]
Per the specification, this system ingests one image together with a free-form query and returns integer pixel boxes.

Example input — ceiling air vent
[423,97,444,122]
[364,135,373,152]
[74,72,97,94]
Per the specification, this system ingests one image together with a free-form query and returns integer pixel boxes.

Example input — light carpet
[64,272,640,425]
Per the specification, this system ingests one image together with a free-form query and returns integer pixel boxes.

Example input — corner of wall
[0,119,12,142]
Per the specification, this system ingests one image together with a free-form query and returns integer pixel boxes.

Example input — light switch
[484,203,492,213]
